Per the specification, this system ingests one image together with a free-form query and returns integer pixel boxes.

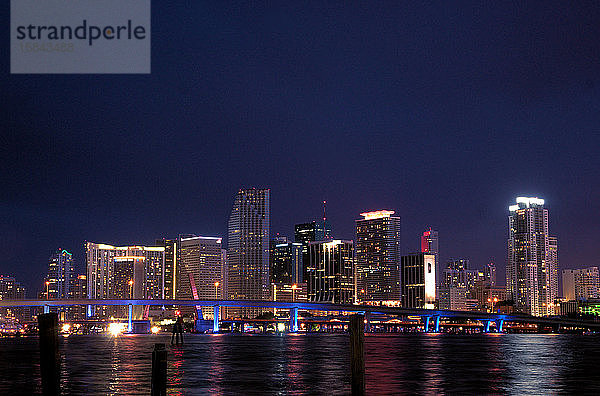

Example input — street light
[128,280,134,299]
[45,281,50,299]
[214,281,220,299]
[291,284,297,302]
[488,297,498,313]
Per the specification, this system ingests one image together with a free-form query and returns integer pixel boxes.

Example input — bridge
[2,298,599,334]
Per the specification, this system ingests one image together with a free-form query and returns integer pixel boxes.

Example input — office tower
[295,209,332,282]
[86,243,165,317]
[421,228,439,291]
[562,267,600,301]
[176,235,223,318]
[355,210,401,303]
[506,197,558,316]
[269,236,303,285]
[45,249,74,299]
[221,248,228,300]
[227,188,270,317]
[307,240,354,304]
[401,253,436,309]
[155,238,178,300]
[0,275,27,322]
[485,262,497,286]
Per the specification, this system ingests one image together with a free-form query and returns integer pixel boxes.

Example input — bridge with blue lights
[1,299,599,334]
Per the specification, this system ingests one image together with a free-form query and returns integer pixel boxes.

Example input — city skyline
[2,3,599,295]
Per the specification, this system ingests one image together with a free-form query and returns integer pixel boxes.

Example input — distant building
[269,236,303,285]
[45,249,74,299]
[438,259,481,311]
[307,240,354,304]
[485,262,497,286]
[71,274,88,320]
[0,275,28,322]
[562,267,599,301]
[227,188,270,318]
[355,210,401,303]
[401,253,436,309]
[295,219,332,282]
[506,197,558,316]
[420,228,439,290]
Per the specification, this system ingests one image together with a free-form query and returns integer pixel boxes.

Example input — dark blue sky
[2,2,600,294]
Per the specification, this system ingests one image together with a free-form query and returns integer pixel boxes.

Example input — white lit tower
[506,197,558,316]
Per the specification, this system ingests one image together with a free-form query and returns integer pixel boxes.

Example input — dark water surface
[1,333,599,394]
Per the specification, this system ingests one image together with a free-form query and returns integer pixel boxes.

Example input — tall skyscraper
[506,197,558,316]
[401,253,436,309]
[562,267,599,301]
[155,238,178,300]
[227,188,270,317]
[307,240,354,304]
[485,262,497,286]
[45,248,74,299]
[295,218,332,282]
[269,236,303,285]
[355,210,401,303]
[421,228,439,291]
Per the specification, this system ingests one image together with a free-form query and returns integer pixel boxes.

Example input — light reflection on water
[1,333,599,394]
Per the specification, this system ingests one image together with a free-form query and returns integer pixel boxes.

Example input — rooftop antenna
[322,200,327,221]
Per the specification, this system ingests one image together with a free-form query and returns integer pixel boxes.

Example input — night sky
[2,2,600,294]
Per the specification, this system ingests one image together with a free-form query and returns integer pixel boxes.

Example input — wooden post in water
[151,343,167,396]
[38,312,60,395]
[349,314,365,395]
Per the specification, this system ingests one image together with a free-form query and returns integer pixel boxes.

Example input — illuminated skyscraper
[401,253,436,309]
[295,218,332,282]
[177,235,223,318]
[45,248,74,299]
[155,238,178,300]
[307,240,354,304]
[269,236,303,285]
[355,210,401,303]
[506,197,558,316]
[227,188,270,317]
[421,228,439,290]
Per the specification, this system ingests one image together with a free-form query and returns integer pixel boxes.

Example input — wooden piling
[349,314,365,395]
[38,312,60,395]
[151,343,167,396]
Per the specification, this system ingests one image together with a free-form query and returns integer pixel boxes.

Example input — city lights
[108,322,126,336]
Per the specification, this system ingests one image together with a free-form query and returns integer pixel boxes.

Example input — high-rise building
[401,253,436,309]
[269,236,303,285]
[421,228,439,292]
[562,267,599,301]
[45,249,74,299]
[177,235,223,318]
[155,238,178,300]
[307,240,354,304]
[227,188,270,317]
[295,219,332,282]
[506,197,558,316]
[0,275,27,322]
[71,274,88,320]
[86,243,165,317]
[355,210,401,303]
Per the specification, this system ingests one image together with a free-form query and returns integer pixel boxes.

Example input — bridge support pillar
[496,319,504,333]
[213,306,220,333]
[43,305,49,314]
[128,304,133,333]
[87,304,92,318]
[289,307,298,332]
[434,316,440,333]
[483,320,491,333]
[424,316,430,332]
